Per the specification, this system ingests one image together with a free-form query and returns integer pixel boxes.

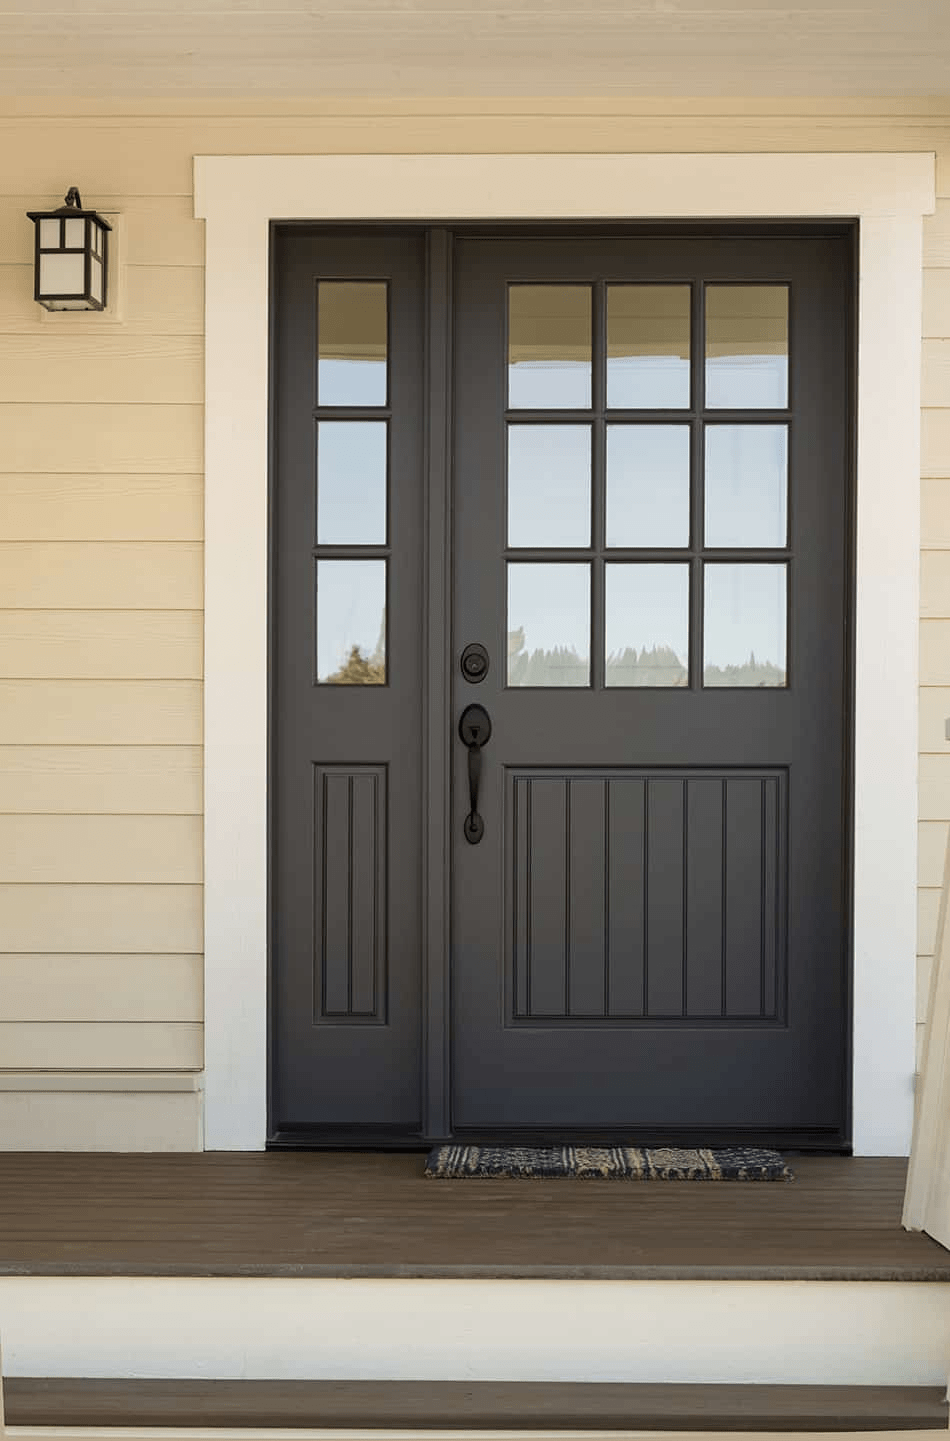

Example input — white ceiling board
[0,0,948,97]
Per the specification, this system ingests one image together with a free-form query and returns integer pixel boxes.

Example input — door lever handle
[458,704,492,844]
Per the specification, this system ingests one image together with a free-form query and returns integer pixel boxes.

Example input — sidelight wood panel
[314,767,387,1024]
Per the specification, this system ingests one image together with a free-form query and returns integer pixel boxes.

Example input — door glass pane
[705,286,789,409]
[317,421,387,545]
[508,425,591,548]
[508,563,590,687]
[704,425,788,548]
[318,282,388,407]
[316,560,387,685]
[606,425,690,548]
[607,285,691,409]
[703,563,787,687]
[605,564,689,687]
[508,285,592,409]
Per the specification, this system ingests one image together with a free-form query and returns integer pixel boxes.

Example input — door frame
[195,150,934,1156]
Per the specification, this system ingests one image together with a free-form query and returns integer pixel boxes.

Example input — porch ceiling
[0,0,948,100]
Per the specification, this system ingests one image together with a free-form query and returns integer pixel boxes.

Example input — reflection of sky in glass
[508,286,591,410]
[317,421,387,545]
[704,564,786,687]
[508,563,590,687]
[705,425,787,548]
[508,425,591,547]
[316,561,387,684]
[605,564,689,687]
[705,286,789,410]
[607,285,691,409]
[607,426,690,548]
[318,282,388,407]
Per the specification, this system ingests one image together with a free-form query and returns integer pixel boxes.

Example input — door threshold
[268,1127,848,1153]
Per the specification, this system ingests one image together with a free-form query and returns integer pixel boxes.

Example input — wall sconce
[26,187,111,311]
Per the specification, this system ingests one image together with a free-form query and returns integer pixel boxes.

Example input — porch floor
[0,1153,947,1281]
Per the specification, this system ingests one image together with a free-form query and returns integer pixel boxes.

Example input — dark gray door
[271,227,852,1147]
[451,236,851,1144]
[272,231,426,1137]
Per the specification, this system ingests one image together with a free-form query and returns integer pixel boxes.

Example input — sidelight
[317,281,388,407]
[316,421,388,545]
[315,560,387,685]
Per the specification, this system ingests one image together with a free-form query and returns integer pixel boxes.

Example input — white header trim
[196,151,934,1153]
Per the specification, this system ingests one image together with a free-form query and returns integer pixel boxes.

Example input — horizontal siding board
[919,886,942,957]
[923,270,950,338]
[919,755,950,820]
[922,410,950,479]
[0,610,202,677]
[0,334,204,404]
[922,477,950,549]
[919,821,950,887]
[920,687,950,751]
[0,954,203,1022]
[0,883,202,953]
[924,201,950,266]
[919,951,933,1019]
[0,1021,202,1071]
[0,815,202,883]
[922,339,950,408]
[0,544,202,609]
[0,405,202,475]
[0,473,203,541]
[921,623,950,686]
[0,195,203,267]
[920,550,950,618]
[0,264,203,335]
[0,1090,202,1150]
[0,681,201,744]
[0,745,202,815]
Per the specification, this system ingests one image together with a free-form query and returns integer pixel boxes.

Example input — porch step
[4,1380,948,1431]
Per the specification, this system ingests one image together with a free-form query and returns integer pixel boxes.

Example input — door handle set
[458,703,492,844]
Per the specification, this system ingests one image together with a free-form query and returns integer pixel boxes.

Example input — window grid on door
[504,279,791,690]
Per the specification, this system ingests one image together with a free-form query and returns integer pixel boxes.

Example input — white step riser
[1,1279,949,1387]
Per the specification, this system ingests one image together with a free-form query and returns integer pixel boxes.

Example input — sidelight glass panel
[318,282,388,406]
[605,564,689,687]
[317,421,388,545]
[606,425,690,548]
[607,285,691,409]
[508,563,590,687]
[705,286,789,409]
[703,563,787,687]
[316,560,387,685]
[508,425,591,547]
[508,285,592,409]
[704,425,788,549]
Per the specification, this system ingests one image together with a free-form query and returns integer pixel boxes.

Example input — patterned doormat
[425,1144,793,1181]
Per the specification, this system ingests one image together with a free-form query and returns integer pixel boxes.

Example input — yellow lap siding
[0,954,202,1022]
[0,472,203,541]
[0,884,202,953]
[0,681,201,744]
[0,611,201,676]
[0,1022,203,1071]
[0,1090,202,1150]
[0,404,202,475]
[0,816,201,884]
[0,264,203,335]
[0,334,204,405]
[0,745,202,813]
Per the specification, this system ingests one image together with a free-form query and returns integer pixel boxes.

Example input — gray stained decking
[0,1153,948,1279]
[4,1380,948,1431]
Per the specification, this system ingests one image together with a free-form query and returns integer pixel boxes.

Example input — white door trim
[195,150,935,1154]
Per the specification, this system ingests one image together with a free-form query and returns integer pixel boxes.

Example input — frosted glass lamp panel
[316,560,387,685]
[508,286,592,409]
[605,564,689,687]
[317,421,387,545]
[706,286,789,409]
[318,282,388,407]
[64,218,85,248]
[507,425,591,548]
[705,425,788,548]
[39,219,59,248]
[90,257,103,304]
[703,564,787,687]
[607,285,691,409]
[606,425,690,548]
[39,252,84,295]
[508,563,590,687]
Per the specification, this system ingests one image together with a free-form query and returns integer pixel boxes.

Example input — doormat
[424,1145,793,1181]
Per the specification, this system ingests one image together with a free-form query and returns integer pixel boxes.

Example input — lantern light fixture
[27,187,111,311]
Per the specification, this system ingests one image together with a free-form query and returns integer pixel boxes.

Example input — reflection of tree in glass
[606,644,687,687]
[325,611,386,685]
[704,651,784,688]
[507,629,587,687]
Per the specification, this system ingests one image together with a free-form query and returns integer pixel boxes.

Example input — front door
[271,226,852,1148]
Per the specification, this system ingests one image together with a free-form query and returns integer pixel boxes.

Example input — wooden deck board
[4,1380,948,1431]
[0,1153,946,1280]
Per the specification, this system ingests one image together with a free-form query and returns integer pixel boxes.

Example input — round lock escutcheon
[460,643,490,684]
